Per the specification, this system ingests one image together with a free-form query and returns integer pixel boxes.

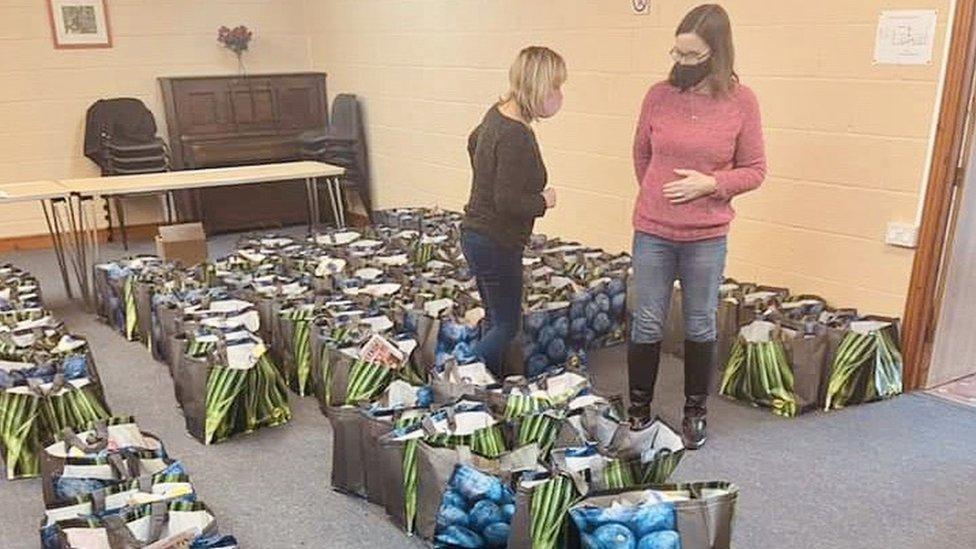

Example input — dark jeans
[461,229,522,376]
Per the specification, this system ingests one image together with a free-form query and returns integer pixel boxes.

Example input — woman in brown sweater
[461,46,565,375]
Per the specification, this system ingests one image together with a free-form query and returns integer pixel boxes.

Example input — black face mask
[670,61,710,91]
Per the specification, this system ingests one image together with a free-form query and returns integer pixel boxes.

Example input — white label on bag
[740,320,776,343]
[454,362,496,386]
[315,257,347,277]
[208,300,252,313]
[361,315,394,333]
[376,254,409,266]
[355,267,384,281]
[424,298,454,317]
[542,372,588,401]
[65,528,111,549]
[317,231,361,245]
[0,359,34,372]
[396,338,418,357]
[851,320,890,334]
[238,250,266,263]
[382,380,420,408]
[550,276,574,290]
[349,238,383,249]
[568,394,607,410]
[363,283,401,297]
[226,342,260,369]
[421,234,448,245]
[16,315,54,330]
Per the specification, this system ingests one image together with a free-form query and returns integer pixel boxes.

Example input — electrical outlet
[885,222,918,248]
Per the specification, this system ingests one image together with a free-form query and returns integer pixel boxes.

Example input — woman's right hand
[542,187,557,208]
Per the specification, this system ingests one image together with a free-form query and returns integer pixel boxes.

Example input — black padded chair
[84,98,171,248]
[299,94,372,223]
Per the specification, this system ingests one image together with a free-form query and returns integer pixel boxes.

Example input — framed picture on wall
[46,0,112,49]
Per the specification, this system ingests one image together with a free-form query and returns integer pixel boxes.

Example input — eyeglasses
[669,47,711,64]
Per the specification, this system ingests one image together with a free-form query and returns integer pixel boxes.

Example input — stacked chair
[83,97,172,250]
[0,264,238,548]
[92,207,746,549]
[300,93,373,223]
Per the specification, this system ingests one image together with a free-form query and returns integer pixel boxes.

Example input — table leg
[312,176,323,231]
[41,199,73,299]
[304,177,314,234]
[324,176,341,229]
[88,196,100,270]
[77,195,93,305]
[61,195,86,304]
[163,191,176,224]
[335,177,347,228]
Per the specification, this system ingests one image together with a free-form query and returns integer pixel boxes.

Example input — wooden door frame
[903,0,976,390]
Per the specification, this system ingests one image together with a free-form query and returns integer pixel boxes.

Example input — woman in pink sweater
[628,4,766,449]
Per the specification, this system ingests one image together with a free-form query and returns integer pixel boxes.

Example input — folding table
[0,180,79,298]
[58,161,345,304]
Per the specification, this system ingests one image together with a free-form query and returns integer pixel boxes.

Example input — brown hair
[502,46,567,122]
[670,4,738,96]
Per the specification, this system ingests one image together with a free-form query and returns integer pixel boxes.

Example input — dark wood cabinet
[159,72,328,232]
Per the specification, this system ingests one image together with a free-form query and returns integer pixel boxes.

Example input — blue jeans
[630,232,727,344]
[461,229,523,375]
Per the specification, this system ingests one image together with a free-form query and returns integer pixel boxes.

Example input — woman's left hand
[663,169,718,204]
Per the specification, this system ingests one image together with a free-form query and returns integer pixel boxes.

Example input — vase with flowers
[218,25,253,75]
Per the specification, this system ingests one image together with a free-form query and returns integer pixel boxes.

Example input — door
[929,131,976,386]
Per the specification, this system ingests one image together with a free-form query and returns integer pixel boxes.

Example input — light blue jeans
[630,232,727,344]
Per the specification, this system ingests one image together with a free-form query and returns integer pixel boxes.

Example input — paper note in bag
[359,334,406,369]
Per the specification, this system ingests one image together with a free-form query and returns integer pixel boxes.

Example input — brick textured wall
[307,0,949,316]
[0,0,310,233]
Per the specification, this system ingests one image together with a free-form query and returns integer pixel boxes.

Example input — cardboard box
[155,223,207,266]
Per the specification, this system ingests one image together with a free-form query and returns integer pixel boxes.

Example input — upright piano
[159,72,328,232]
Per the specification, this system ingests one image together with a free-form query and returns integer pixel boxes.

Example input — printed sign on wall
[874,10,938,65]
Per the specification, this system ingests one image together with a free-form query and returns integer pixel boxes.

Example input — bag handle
[104,449,144,481]
[104,501,171,548]
[26,373,67,398]
[61,421,110,454]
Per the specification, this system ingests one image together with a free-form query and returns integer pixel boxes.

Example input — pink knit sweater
[632,82,766,242]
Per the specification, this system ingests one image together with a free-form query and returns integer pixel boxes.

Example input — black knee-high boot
[683,339,716,449]
[627,341,661,423]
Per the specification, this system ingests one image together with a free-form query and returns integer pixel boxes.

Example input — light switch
[885,222,918,248]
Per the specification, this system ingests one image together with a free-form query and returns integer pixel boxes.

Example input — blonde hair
[502,46,567,122]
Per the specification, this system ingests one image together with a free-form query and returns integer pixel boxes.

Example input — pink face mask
[539,88,563,118]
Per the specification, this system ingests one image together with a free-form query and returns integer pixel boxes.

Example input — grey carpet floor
[2,229,976,549]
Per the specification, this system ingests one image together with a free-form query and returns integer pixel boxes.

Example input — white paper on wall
[874,10,938,65]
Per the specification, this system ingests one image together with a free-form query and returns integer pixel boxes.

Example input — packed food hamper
[83,207,904,547]
[0,264,240,547]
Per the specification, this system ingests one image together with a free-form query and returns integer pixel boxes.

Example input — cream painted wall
[0,0,310,234]
[0,1,948,316]
[306,0,949,316]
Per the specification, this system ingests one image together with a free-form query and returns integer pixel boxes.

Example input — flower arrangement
[218,25,252,56]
